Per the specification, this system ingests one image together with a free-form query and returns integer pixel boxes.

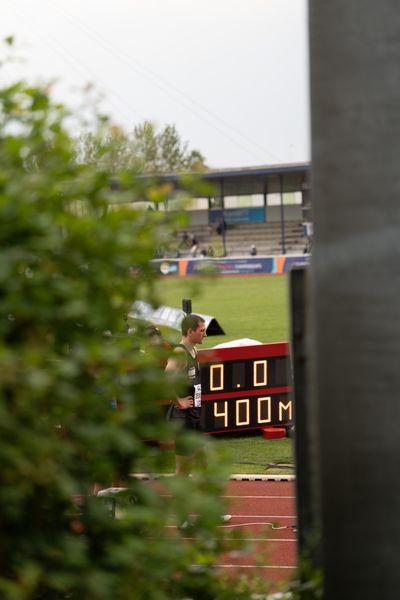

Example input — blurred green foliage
[74,120,207,175]
[0,43,263,599]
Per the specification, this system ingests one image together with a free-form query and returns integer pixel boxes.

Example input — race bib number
[194,383,202,407]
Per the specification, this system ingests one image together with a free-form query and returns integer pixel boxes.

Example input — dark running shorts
[167,405,202,455]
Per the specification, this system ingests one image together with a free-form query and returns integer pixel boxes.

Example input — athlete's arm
[165,347,194,410]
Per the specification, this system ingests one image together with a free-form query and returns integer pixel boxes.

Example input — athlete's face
[189,323,206,344]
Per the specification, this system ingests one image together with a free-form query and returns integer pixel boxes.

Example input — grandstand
[175,220,305,257]
[145,162,311,258]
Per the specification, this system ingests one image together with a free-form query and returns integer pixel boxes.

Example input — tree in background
[75,120,207,175]
[0,42,257,600]
[75,124,132,176]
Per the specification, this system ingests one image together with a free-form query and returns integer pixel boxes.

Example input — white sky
[2,0,310,169]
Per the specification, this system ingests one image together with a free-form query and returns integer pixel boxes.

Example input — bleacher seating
[224,221,305,256]
[173,220,306,257]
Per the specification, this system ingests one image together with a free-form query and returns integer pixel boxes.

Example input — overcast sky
[2,0,310,169]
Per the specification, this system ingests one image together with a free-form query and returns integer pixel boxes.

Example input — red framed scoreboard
[198,342,293,434]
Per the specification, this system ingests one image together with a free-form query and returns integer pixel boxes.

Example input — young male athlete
[165,313,231,526]
[165,313,206,475]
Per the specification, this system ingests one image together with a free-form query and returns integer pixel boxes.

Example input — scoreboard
[198,342,293,434]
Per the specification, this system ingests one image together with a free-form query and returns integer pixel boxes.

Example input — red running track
[145,477,298,589]
[216,479,298,587]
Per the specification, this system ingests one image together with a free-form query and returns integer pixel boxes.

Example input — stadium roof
[151,162,310,197]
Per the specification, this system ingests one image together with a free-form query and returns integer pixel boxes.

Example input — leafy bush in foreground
[0,53,259,599]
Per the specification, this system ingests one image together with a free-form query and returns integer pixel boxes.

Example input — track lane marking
[214,565,296,570]
[223,495,295,499]
[220,515,295,519]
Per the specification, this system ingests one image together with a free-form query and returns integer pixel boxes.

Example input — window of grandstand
[224,194,264,208]
[149,191,302,212]
[267,191,303,206]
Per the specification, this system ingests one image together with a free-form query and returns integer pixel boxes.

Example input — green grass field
[153,273,295,475]
[155,273,289,346]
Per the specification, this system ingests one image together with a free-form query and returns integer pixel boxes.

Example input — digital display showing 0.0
[198,342,292,434]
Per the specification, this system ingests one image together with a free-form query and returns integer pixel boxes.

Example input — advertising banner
[151,255,309,277]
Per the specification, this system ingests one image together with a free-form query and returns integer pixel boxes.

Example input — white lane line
[166,515,295,524]
[219,524,295,530]
[132,473,295,481]
[183,537,295,542]
[223,495,295,499]
[224,515,295,519]
[225,537,295,542]
[159,494,295,499]
[214,565,296,570]
[167,522,296,531]
[166,515,296,524]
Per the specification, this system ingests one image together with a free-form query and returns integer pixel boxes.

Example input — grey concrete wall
[267,205,302,222]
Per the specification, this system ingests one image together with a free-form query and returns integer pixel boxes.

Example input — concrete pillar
[309,2,400,597]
